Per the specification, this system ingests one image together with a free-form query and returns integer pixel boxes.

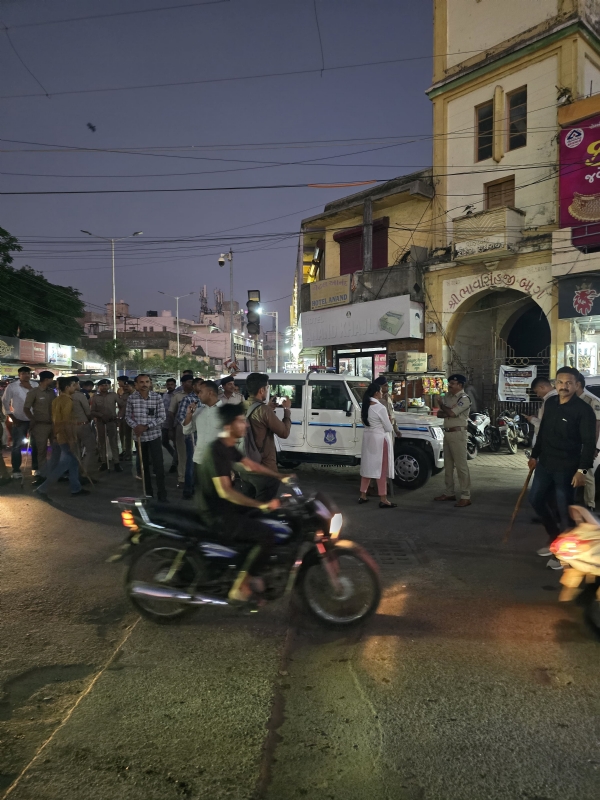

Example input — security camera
[218,254,226,267]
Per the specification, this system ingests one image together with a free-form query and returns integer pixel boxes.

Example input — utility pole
[158,291,195,383]
[219,251,234,363]
[362,197,373,272]
[81,229,143,383]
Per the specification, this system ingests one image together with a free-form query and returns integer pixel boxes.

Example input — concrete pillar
[363,197,373,272]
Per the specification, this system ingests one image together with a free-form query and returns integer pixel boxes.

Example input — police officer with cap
[434,373,472,507]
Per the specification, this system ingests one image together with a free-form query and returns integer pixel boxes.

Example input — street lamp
[263,310,279,372]
[81,229,143,382]
[158,291,195,383]
[218,250,234,363]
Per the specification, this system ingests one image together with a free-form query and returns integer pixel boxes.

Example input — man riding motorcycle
[196,403,290,603]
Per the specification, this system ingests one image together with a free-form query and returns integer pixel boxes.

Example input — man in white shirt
[575,374,600,510]
[182,380,221,494]
[523,377,557,445]
[2,366,39,477]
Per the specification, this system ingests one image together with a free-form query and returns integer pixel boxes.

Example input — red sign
[560,113,600,250]
[19,340,47,363]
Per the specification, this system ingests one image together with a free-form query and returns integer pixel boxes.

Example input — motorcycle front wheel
[467,438,478,460]
[506,428,518,454]
[489,428,501,452]
[297,546,381,627]
[126,538,203,624]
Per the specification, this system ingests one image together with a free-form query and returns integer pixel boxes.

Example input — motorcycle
[111,478,381,628]
[550,505,600,632]
[467,410,498,458]
[495,409,531,454]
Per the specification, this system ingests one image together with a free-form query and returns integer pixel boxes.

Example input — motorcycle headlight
[329,513,343,539]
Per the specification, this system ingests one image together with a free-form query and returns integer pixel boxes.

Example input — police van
[234,372,444,490]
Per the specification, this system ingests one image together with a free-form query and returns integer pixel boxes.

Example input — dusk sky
[0,0,434,329]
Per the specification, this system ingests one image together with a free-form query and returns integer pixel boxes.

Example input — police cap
[448,373,466,385]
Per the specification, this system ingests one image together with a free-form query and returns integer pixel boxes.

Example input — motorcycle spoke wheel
[301,552,380,626]
[127,545,200,622]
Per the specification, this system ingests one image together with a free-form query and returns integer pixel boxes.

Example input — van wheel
[393,445,432,490]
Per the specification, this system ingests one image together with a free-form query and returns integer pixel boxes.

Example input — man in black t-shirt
[197,404,287,602]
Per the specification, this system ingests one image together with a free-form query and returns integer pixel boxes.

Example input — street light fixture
[158,290,195,383]
[81,229,143,382]
[218,250,234,363]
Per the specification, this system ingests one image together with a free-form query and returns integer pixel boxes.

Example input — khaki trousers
[584,468,596,509]
[96,419,120,465]
[444,429,471,499]
[175,423,187,484]
[30,422,53,476]
[76,422,98,475]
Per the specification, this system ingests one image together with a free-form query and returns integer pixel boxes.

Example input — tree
[0,226,85,345]
[91,339,131,366]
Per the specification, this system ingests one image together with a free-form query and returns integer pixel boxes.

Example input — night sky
[0,0,434,328]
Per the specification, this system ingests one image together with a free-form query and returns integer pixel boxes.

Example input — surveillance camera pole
[219,250,234,365]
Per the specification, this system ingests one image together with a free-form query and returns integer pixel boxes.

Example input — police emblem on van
[324,429,337,445]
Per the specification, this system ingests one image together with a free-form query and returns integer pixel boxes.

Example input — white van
[234,372,444,490]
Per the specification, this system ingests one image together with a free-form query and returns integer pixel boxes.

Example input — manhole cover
[366,539,418,569]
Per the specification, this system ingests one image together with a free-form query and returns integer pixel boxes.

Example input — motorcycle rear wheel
[506,428,518,454]
[126,539,203,624]
[467,438,478,460]
[297,546,381,627]
[489,429,501,452]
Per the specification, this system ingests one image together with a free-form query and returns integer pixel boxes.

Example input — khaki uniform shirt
[90,391,119,422]
[71,391,91,424]
[116,392,129,417]
[24,386,55,424]
[440,390,471,430]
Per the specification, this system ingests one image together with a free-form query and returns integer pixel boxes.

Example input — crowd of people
[0,368,293,509]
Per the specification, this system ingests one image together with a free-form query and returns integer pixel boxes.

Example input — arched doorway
[448,288,550,409]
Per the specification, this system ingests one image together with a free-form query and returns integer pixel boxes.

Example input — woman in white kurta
[358,383,396,508]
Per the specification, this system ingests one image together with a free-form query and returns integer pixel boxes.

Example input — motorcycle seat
[146,503,214,539]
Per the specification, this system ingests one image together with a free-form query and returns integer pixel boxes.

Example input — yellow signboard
[309,275,351,311]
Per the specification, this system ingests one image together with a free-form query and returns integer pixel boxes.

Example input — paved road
[1,452,599,800]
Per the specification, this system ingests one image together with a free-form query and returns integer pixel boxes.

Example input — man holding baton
[126,373,167,501]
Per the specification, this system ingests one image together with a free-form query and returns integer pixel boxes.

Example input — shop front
[300,294,424,377]
[558,273,600,376]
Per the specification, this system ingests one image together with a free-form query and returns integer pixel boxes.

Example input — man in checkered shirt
[176,377,204,498]
[126,373,167,500]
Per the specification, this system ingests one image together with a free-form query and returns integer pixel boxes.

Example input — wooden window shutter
[334,216,389,274]
[372,218,389,270]
[486,176,515,210]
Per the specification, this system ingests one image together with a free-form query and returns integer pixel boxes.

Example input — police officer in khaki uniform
[575,373,600,510]
[23,371,55,483]
[434,373,472,507]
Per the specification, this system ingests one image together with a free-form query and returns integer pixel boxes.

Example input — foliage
[91,339,131,365]
[0,226,85,345]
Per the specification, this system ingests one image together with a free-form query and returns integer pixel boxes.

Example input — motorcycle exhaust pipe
[129,581,229,606]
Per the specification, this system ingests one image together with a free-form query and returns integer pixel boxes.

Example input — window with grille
[476,101,494,161]
[485,176,515,210]
[508,87,527,151]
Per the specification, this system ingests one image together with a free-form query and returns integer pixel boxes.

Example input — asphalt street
[1,450,599,800]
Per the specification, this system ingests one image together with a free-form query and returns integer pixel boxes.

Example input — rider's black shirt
[197,437,245,524]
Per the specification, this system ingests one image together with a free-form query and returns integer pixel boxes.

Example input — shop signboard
[0,335,19,361]
[560,113,600,249]
[558,274,600,318]
[47,342,72,366]
[498,365,537,403]
[300,295,423,348]
[309,275,351,311]
[19,340,46,363]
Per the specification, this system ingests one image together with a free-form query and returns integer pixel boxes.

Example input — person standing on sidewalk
[70,379,97,478]
[23,371,55,484]
[574,373,600,512]
[33,377,89,502]
[183,379,220,499]
[90,379,122,472]
[2,366,38,478]
[126,373,167,501]
[161,377,178,473]
[528,366,596,568]
[434,373,472,508]
[177,377,204,498]
[523,377,557,445]
[374,376,401,437]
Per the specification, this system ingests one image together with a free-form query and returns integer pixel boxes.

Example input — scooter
[111,478,381,628]
[550,505,600,631]
[467,410,497,458]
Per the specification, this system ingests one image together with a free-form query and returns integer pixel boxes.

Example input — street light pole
[81,229,143,383]
[158,291,195,383]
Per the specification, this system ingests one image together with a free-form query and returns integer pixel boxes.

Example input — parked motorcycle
[550,505,600,632]
[467,410,498,458]
[111,479,381,627]
[496,409,531,454]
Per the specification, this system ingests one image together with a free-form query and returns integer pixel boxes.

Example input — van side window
[311,382,351,411]
[269,383,303,408]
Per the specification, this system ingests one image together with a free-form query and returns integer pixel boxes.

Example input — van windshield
[348,382,371,403]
